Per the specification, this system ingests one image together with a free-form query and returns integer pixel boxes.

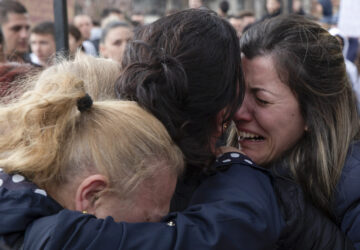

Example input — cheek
[270,111,305,151]
[97,197,139,223]
[109,45,118,53]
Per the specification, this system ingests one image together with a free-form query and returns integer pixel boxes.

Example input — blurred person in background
[68,24,84,59]
[73,14,97,56]
[165,8,180,16]
[329,27,360,111]
[101,8,126,24]
[0,0,30,63]
[261,0,282,20]
[89,20,101,52]
[0,62,34,103]
[218,0,229,18]
[229,11,255,39]
[130,11,145,27]
[188,0,203,9]
[292,0,306,15]
[29,22,56,68]
[228,15,243,39]
[318,0,333,24]
[239,11,256,32]
[90,8,129,54]
[99,21,133,64]
[0,13,35,103]
[0,27,6,63]
[314,0,333,29]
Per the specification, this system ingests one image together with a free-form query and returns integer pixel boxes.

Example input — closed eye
[255,96,270,105]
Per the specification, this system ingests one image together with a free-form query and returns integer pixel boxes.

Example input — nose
[20,27,29,39]
[32,43,39,53]
[233,94,253,122]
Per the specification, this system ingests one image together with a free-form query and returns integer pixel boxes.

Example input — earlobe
[99,44,106,58]
[75,174,108,214]
[304,125,309,132]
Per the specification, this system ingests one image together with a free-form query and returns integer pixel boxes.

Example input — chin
[17,49,28,54]
[244,152,264,166]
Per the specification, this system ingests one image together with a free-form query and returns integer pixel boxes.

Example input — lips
[238,131,265,142]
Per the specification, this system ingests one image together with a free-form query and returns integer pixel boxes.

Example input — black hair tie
[77,94,93,112]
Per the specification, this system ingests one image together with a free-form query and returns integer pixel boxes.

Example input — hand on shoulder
[215,146,244,157]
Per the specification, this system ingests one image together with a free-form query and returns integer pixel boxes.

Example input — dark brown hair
[116,9,244,174]
[0,0,27,24]
[241,14,360,216]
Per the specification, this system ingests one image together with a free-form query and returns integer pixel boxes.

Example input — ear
[99,43,107,58]
[75,174,108,214]
[304,125,309,132]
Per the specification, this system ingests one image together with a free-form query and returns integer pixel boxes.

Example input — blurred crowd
[0,0,358,108]
[0,0,354,107]
[0,0,357,69]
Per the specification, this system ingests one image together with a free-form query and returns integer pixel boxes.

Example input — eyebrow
[250,87,278,97]
[11,25,30,30]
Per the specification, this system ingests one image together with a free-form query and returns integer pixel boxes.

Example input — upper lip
[237,129,264,139]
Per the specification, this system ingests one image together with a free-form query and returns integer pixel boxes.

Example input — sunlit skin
[99,26,133,64]
[30,33,56,67]
[2,12,30,60]
[233,55,306,166]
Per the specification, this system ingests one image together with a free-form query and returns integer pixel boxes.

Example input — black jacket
[0,152,355,249]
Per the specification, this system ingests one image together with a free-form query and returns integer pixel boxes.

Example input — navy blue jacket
[0,153,284,249]
[334,141,360,249]
[0,152,354,249]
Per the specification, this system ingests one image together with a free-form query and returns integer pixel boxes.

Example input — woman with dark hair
[232,14,360,248]
[118,8,243,197]
[0,9,352,250]
[68,24,85,58]
[116,8,351,249]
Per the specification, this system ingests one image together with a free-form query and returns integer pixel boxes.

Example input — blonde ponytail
[0,73,88,188]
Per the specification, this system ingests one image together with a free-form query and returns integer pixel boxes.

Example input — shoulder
[0,171,62,249]
[334,141,360,247]
[82,40,97,56]
[25,210,177,250]
[24,210,126,250]
[185,152,284,247]
[193,152,274,203]
[336,141,360,207]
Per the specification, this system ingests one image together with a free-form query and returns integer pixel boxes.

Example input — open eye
[11,25,22,32]
[10,25,30,32]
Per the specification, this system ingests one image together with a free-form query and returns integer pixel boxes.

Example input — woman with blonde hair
[0,55,183,248]
[43,52,121,100]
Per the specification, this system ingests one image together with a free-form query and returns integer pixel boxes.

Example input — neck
[6,52,25,63]
[47,182,76,210]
